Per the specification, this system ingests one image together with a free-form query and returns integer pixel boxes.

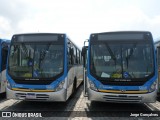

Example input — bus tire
[72,78,77,94]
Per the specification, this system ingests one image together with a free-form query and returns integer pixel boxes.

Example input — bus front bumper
[88,88,157,103]
[6,87,67,102]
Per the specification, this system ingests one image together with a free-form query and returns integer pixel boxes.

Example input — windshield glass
[90,42,154,79]
[8,43,64,79]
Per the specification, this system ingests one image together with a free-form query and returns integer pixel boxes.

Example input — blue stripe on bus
[6,73,67,89]
[87,73,157,91]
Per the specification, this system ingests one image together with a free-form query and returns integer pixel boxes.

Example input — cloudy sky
[0,0,160,48]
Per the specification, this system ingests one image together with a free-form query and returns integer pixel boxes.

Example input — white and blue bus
[0,39,10,94]
[6,33,83,101]
[154,40,160,94]
[82,31,157,103]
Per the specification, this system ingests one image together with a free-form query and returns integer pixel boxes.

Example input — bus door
[82,41,88,97]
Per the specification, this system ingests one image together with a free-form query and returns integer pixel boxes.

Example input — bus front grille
[99,80,146,86]
[15,93,49,100]
[103,95,142,103]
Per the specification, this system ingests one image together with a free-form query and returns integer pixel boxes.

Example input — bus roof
[11,33,66,43]
[11,33,81,51]
[89,31,152,41]
[12,33,66,36]
[90,31,151,35]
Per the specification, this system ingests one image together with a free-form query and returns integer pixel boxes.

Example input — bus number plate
[26,93,36,99]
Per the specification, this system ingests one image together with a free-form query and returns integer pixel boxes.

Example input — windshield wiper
[106,44,116,60]
[125,44,136,68]
[105,44,117,66]
[22,44,29,58]
[39,43,51,67]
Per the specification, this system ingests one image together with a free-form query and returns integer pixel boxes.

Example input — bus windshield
[90,42,154,80]
[8,43,64,79]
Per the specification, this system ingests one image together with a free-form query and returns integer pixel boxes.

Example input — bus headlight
[55,81,65,92]
[89,80,98,91]
[149,81,157,93]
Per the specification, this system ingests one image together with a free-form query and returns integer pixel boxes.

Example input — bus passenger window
[2,46,8,71]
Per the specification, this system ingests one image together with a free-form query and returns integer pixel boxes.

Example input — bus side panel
[76,65,83,88]
[66,66,75,100]
[0,69,6,93]
[66,65,83,100]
